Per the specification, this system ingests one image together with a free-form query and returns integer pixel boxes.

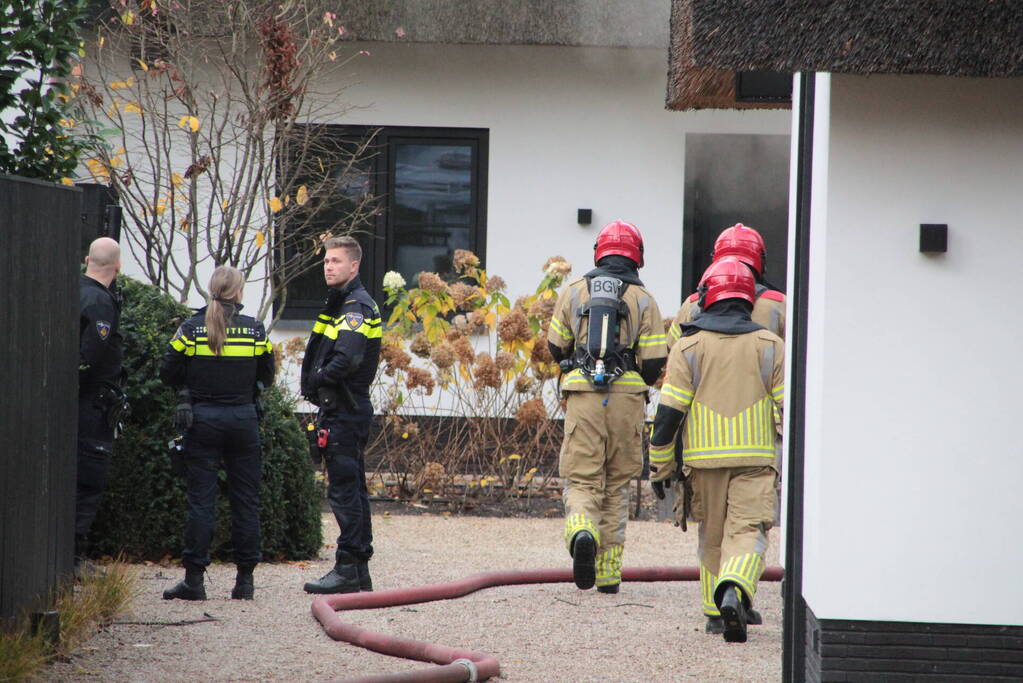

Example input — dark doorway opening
[682,134,790,297]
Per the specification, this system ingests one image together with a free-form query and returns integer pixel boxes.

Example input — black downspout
[782,71,815,683]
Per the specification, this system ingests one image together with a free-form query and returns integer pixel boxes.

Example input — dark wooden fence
[0,175,82,624]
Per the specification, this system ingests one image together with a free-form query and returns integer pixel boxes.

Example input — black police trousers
[182,403,262,568]
[76,395,115,545]
[322,415,373,564]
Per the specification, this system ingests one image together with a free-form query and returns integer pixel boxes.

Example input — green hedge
[89,278,323,561]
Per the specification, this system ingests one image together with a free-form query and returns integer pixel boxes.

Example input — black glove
[173,388,193,431]
[651,473,672,500]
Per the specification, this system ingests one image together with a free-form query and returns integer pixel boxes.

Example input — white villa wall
[800,73,1023,625]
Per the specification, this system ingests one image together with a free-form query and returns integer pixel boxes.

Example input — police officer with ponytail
[159,266,275,601]
[547,221,667,593]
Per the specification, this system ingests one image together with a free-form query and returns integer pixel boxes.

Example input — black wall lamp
[577,208,592,225]
[919,224,948,253]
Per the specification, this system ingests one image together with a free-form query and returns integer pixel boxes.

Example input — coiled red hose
[314,565,784,683]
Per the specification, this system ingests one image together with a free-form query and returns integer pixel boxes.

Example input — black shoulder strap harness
[570,275,637,387]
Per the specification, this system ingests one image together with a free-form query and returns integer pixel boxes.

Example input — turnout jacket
[667,285,785,350]
[79,274,124,396]
[650,326,784,470]
[160,306,275,405]
[301,275,382,416]
[547,276,667,393]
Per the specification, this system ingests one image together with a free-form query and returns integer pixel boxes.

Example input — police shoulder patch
[96,320,112,340]
[345,312,364,329]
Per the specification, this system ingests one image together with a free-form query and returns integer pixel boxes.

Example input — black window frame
[277,125,489,320]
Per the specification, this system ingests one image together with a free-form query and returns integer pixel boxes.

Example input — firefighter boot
[304,552,361,594]
[747,608,763,625]
[597,584,620,594]
[357,560,373,592]
[163,565,207,601]
[705,616,725,634]
[231,564,255,600]
[570,531,596,590]
[717,584,748,643]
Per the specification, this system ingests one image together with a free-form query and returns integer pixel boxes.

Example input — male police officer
[649,257,784,642]
[547,221,667,593]
[77,237,126,572]
[667,223,785,348]
[302,236,382,594]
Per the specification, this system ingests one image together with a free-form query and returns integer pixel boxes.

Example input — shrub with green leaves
[89,278,322,561]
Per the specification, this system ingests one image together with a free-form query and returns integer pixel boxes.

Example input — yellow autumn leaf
[121,11,135,25]
[507,454,521,460]
[401,432,409,439]
[114,147,125,155]
[254,231,266,248]
[171,173,183,187]
[267,196,283,213]
[222,199,230,210]
[123,102,142,115]
[177,116,199,133]
[109,79,134,90]
[154,203,166,216]
[98,36,105,48]
[284,193,291,206]
[60,177,74,186]
[135,58,148,71]
[295,185,309,205]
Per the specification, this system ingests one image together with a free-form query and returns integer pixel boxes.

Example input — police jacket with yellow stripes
[667,285,785,350]
[79,274,124,396]
[160,306,275,405]
[300,275,381,416]
[546,274,667,394]
[650,321,784,470]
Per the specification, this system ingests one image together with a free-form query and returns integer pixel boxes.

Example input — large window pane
[392,143,474,283]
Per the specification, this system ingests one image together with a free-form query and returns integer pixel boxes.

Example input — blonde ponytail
[206,266,245,355]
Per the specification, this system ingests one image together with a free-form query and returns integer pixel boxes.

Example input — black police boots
[163,565,207,601]
[570,531,596,590]
[718,584,748,643]
[356,560,373,592]
[231,564,255,600]
[304,552,361,594]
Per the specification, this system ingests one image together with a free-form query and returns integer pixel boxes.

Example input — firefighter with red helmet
[546,221,667,593]
[649,256,784,642]
[668,223,785,349]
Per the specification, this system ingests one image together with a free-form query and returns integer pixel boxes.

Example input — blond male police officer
[649,257,783,642]
[667,223,785,350]
[547,221,667,593]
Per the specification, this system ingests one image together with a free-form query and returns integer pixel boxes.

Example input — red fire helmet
[699,256,756,308]
[594,221,644,267]
[713,223,766,275]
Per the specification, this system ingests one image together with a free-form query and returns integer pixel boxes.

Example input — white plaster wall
[800,73,1023,625]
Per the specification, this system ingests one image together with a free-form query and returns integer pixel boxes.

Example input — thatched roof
[322,0,669,48]
[667,0,787,110]
[669,0,1023,108]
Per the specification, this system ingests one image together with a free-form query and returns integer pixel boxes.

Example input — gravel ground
[44,513,781,682]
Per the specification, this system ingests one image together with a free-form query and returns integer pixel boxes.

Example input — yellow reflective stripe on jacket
[562,369,646,387]
[683,396,776,461]
[661,383,694,407]
[170,335,194,353]
[319,315,383,341]
[311,313,333,336]
[549,317,573,341]
[649,441,674,464]
[771,384,785,402]
[187,336,269,358]
[638,333,667,347]
[669,323,682,341]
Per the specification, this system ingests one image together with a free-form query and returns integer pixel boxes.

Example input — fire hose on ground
[313,565,784,683]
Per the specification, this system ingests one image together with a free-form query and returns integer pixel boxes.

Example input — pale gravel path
[44,513,781,682]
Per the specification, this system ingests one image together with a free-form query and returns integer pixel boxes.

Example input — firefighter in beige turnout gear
[547,221,667,593]
[649,257,784,643]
